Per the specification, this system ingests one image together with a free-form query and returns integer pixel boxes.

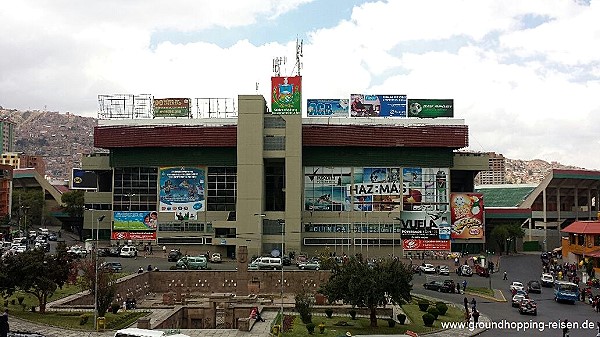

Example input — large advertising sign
[111,231,157,241]
[407,99,454,118]
[113,211,158,231]
[304,166,449,212]
[271,76,302,114]
[307,99,349,117]
[71,169,97,189]
[402,168,449,211]
[450,193,485,239]
[399,210,450,240]
[350,94,407,117]
[159,167,206,212]
[153,98,190,118]
[403,239,450,251]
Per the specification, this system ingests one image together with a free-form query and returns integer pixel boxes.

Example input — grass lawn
[282,298,464,337]
[1,282,145,330]
[466,286,495,297]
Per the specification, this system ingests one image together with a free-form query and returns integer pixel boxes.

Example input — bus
[554,281,579,304]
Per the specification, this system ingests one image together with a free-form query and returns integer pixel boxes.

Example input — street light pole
[280,220,285,322]
[94,214,105,331]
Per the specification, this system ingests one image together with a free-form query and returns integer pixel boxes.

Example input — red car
[519,299,537,315]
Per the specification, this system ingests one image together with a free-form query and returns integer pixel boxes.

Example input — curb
[464,290,507,303]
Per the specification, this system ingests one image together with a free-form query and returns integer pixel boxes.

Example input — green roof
[475,186,536,207]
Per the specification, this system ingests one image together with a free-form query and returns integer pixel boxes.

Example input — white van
[114,328,190,337]
[254,256,282,270]
[120,245,138,258]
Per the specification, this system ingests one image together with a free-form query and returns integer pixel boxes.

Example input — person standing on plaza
[0,308,8,337]
[472,309,480,324]
[503,271,508,280]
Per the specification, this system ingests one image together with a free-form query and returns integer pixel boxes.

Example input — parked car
[441,280,457,293]
[436,265,450,275]
[254,257,282,270]
[540,273,554,287]
[47,232,58,241]
[168,250,183,262]
[108,247,121,257]
[100,261,123,273]
[67,245,88,258]
[282,256,292,266]
[248,261,259,270]
[424,281,444,291]
[97,248,111,257]
[120,245,138,258]
[210,253,222,263]
[512,294,527,307]
[298,261,321,270]
[34,241,50,252]
[176,256,208,270]
[420,264,436,274]
[514,289,529,298]
[527,280,542,294]
[457,265,473,277]
[518,298,537,315]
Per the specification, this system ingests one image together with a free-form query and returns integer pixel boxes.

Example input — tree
[78,255,118,317]
[506,223,525,253]
[61,190,85,240]
[11,188,44,231]
[490,226,509,255]
[5,249,72,313]
[319,257,412,327]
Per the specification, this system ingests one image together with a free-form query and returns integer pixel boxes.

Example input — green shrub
[325,308,333,318]
[435,302,448,315]
[295,290,314,324]
[427,307,439,320]
[17,296,25,304]
[349,309,357,320]
[397,313,406,324]
[422,313,435,327]
[80,314,89,325]
[418,300,430,311]
[306,322,316,334]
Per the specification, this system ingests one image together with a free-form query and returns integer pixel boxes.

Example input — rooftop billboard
[271,76,302,114]
[307,99,349,117]
[408,99,454,118]
[153,98,190,118]
[350,94,407,117]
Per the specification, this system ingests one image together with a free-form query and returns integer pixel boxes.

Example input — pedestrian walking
[503,271,508,280]
[472,309,480,324]
[456,283,461,294]
[149,244,153,255]
[462,280,467,292]
[162,245,167,256]
[471,298,477,310]
[562,319,569,337]
[463,297,469,311]
[0,308,9,337]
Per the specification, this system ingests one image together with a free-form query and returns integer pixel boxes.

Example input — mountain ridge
[0,108,591,183]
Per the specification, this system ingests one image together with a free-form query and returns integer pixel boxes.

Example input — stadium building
[83,93,490,259]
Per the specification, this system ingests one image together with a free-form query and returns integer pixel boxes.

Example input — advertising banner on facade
[402,168,449,211]
[350,94,407,117]
[153,98,190,118]
[402,239,451,251]
[159,167,206,212]
[111,231,157,241]
[271,76,302,114]
[307,99,349,117]
[450,193,485,239]
[113,211,158,231]
[399,210,451,240]
[407,99,454,118]
[71,169,97,189]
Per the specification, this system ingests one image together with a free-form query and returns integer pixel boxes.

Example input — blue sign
[307,99,349,117]
[350,94,407,117]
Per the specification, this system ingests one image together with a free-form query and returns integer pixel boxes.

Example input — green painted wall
[111,148,237,167]
[302,147,454,167]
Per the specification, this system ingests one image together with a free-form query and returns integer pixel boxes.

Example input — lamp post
[94,214,105,331]
[279,219,285,322]
[253,214,266,258]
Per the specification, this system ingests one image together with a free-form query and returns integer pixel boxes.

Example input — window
[265,161,285,211]
[207,167,237,211]
[595,235,600,246]
[113,167,158,211]
[578,234,585,246]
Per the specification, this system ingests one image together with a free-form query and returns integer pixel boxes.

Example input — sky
[1,0,599,169]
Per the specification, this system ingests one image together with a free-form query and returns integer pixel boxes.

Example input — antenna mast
[295,37,303,76]
[272,56,287,77]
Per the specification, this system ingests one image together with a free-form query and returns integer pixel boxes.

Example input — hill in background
[0,108,589,184]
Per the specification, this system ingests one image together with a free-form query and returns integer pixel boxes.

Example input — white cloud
[1,0,600,169]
